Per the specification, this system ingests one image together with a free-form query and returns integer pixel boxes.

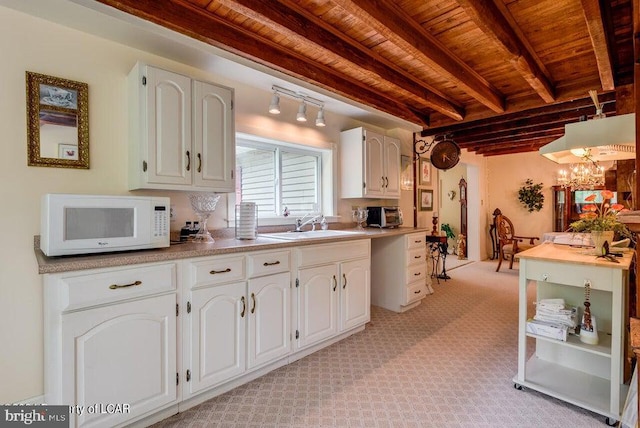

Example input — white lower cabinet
[370,232,430,312]
[183,250,290,398]
[187,280,246,395]
[43,240,372,426]
[44,262,178,428]
[295,240,370,350]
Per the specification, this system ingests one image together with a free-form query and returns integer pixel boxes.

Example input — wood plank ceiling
[98,0,634,156]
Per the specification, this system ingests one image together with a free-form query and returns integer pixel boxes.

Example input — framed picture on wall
[419,189,433,211]
[419,158,431,186]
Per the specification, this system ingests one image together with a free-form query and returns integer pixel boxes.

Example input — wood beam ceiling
[331,0,505,113]
[216,0,464,120]
[580,0,615,90]
[456,0,555,102]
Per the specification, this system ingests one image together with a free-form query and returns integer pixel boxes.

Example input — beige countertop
[35,226,430,274]
[516,243,633,270]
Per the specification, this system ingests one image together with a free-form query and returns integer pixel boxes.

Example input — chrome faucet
[294,213,324,232]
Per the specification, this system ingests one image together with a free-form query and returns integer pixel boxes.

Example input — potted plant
[569,190,630,253]
[441,223,456,254]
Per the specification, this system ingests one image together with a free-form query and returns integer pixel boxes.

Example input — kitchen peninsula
[36,227,428,427]
[514,243,633,424]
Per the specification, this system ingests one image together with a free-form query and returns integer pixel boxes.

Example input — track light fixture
[315,108,326,127]
[296,102,307,122]
[269,85,326,127]
[268,92,280,114]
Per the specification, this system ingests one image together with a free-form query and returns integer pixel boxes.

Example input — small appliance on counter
[366,206,403,228]
[40,193,170,256]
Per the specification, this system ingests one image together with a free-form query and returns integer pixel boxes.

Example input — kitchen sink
[262,229,367,240]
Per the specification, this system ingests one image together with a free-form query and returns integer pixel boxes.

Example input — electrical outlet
[170,205,176,222]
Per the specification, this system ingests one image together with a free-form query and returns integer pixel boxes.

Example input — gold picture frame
[26,71,89,169]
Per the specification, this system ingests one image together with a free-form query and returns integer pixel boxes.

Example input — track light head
[268,93,280,114]
[315,108,326,127]
[296,102,307,122]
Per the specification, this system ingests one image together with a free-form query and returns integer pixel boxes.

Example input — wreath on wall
[518,179,544,212]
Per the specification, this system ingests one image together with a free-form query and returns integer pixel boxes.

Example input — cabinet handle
[240,296,246,317]
[414,290,422,294]
[186,150,191,171]
[414,255,421,259]
[109,280,142,290]
[251,293,256,314]
[414,272,421,276]
[342,273,347,289]
[263,261,280,266]
[414,240,421,244]
[197,153,202,173]
[384,177,388,187]
[332,275,337,291]
[210,268,231,275]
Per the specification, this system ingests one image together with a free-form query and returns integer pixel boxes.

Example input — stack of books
[525,298,578,342]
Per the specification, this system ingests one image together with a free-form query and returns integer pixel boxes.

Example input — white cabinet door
[383,137,401,198]
[144,66,192,186]
[61,294,177,428]
[297,264,339,349]
[193,80,235,191]
[247,272,291,369]
[187,281,246,395]
[339,258,370,331]
[364,130,385,197]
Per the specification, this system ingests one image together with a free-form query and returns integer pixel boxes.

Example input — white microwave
[40,194,170,256]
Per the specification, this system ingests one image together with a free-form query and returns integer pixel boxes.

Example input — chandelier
[557,148,605,190]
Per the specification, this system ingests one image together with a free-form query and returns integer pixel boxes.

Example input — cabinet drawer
[59,263,176,311]
[248,250,290,277]
[190,255,245,288]
[405,281,428,305]
[407,263,426,285]
[297,240,370,267]
[523,259,619,291]
[407,248,426,266]
[406,233,425,250]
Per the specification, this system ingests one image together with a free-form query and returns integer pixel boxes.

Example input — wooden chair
[495,214,539,272]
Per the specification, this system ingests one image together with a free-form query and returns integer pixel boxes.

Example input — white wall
[486,151,561,255]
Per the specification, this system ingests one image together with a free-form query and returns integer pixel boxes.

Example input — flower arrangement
[569,190,630,236]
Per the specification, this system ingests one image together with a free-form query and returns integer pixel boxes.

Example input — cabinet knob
[542,274,549,281]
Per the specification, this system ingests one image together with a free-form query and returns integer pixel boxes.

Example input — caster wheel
[513,383,523,390]
[605,417,617,426]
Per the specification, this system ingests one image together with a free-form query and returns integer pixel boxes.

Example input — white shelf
[517,356,611,416]
[526,330,612,358]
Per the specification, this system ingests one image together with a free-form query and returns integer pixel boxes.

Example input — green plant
[518,179,544,212]
[441,223,455,239]
[569,190,631,237]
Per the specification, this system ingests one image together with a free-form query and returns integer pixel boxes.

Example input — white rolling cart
[514,244,633,426]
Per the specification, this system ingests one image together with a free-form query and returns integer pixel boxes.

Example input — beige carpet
[153,261,606,427]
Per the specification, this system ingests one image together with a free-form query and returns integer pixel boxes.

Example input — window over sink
[229,133,336,226]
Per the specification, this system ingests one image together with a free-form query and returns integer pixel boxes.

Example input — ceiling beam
[580,0,615,91]
[456,0,555,103]
[217,0,464,120]
[422,92,617,137]
[332,0,505,113]
[97,0,430,125]
[449,102,616,142]
[460,129,565,149]
[473,138,553,156]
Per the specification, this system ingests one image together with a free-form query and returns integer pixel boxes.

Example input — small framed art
[419,158,431,186]
[419,189,433,211]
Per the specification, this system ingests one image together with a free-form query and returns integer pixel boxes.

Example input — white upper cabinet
[340,127,401,199]
[128,62,235,192]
